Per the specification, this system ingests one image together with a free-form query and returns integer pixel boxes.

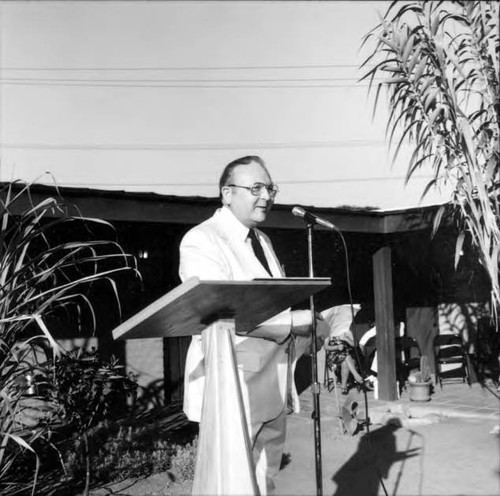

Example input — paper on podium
[112,276,331,340]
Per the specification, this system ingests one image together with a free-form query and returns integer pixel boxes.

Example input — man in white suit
[179,155,326,494]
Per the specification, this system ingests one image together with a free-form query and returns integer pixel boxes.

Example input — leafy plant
[51,349,138,495]
[2,410,196,495]
[409,355,431,383]
[54,349,138,432]
[61,420,197,490]
[360,1,499,321]
[0,180,140,495]
[169,438,197,482]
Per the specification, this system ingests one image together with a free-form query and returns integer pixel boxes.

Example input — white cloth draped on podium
[192,319,258,494]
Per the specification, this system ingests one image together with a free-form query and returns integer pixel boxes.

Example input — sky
[0,0,451,210]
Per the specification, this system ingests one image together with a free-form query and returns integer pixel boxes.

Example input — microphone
[292,206,336,230]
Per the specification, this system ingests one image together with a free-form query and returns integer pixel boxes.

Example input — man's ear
[221,186,231,205]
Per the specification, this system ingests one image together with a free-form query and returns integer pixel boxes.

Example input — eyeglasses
[227,183,279,198]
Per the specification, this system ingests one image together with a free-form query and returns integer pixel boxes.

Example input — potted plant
[408,355,432,402]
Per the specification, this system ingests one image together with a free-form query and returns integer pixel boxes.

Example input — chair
[433,333,470,388]
[362,335,377,375]
[395,336,421,387]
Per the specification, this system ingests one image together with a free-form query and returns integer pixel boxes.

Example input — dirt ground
[90,390,499,496]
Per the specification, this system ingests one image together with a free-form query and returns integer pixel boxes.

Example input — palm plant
[0,181,140,494]
[409,355,431,383]
[360,0,499,322]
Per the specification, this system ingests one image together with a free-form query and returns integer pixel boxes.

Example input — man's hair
[218,155,268,197]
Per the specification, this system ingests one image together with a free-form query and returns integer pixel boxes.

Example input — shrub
[61,419,197,489]
[53,349,138,432]
[0,180,140,495]
[169,438,197,482]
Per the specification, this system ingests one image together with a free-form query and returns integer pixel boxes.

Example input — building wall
[0,1,450,210]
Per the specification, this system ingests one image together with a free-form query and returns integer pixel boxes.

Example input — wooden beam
[372,246,398,401]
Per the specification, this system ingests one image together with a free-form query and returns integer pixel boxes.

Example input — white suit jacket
[179,206,296,428]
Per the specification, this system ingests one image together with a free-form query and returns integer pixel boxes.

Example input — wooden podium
[113,276,330,495]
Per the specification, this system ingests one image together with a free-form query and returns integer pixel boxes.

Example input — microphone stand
[306,222,323,496]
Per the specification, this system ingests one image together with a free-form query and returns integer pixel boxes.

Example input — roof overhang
[1,183,450,234]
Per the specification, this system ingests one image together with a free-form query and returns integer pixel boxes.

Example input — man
[179,155,327,494]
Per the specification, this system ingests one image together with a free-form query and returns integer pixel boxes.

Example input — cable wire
[0,80,372,89]
[6,175,430,189]
[2,63,371,71]
[0,140,387,151]
[1,77,376,83]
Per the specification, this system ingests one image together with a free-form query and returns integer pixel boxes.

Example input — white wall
[0,0,451,209]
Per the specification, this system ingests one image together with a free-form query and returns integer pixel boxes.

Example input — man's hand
[291,309,313,337]
[313,314,331,352]
[291,310,338,358]
[290,310,330,353]
[323,337,344,352]
[315,315,330,341]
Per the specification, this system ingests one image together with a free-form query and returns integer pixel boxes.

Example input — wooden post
[372,246,398,401]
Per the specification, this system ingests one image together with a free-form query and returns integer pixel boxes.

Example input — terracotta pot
[409,380,432,402]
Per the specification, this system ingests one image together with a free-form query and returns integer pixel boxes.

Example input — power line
[279,176,434,184]
[34,176,434,188]
[0,140,386,151]
[0,76,375,83]
[0,80,371,89]
[2,64,369,71]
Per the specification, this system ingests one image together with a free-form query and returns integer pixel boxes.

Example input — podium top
[112,276,331,340]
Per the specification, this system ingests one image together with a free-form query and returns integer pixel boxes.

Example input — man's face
[221,161,274,228]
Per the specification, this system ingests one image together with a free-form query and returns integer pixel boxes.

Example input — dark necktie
[248,229,272,275]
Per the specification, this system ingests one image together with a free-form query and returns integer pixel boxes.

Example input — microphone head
[292,206,306,218]
[291,205,336,230]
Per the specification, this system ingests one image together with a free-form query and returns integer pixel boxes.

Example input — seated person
[324,329,373,394]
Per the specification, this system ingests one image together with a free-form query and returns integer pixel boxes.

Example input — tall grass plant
[361,0,499,321]
[0,180,140,494]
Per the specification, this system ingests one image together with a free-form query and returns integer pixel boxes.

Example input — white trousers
[251,409,287,496]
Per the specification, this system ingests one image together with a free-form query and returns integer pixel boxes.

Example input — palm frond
[360,0,500,317]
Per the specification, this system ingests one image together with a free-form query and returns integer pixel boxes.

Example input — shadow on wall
[404,301,499,387]
[132,378,167,413]
[438,302,490,349]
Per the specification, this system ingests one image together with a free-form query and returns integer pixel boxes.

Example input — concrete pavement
[275,356,500,496]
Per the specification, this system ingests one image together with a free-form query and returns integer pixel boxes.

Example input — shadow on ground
[331,419,421,496]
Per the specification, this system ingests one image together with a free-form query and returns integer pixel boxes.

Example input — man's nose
[259,186,271,200]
